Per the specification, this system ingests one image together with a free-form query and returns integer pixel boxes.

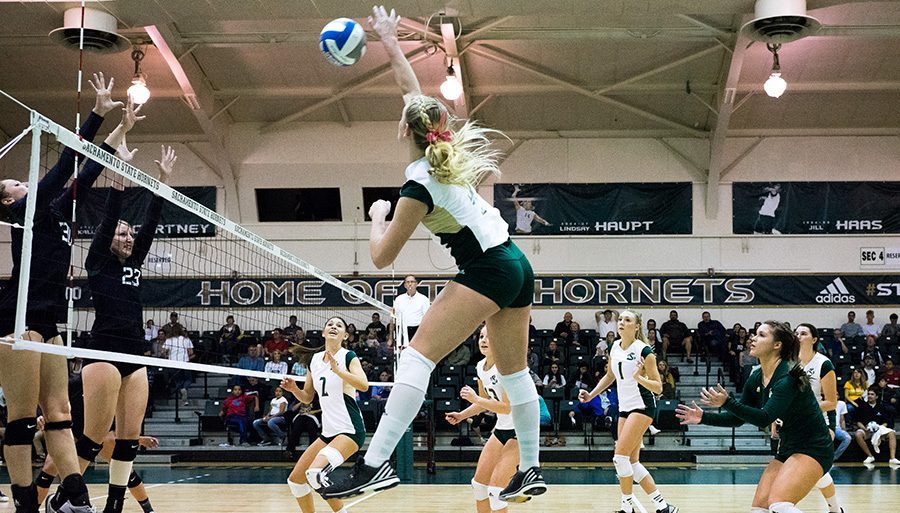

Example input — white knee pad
[631,461,649,483]
[613,454,633,478]
[815,472,833,489]
[395,347,436,393]
[488,486,507,511]
[471,479,490,501]
[317,445,347,471]
[287,478,311,498]
[305,467,325,490]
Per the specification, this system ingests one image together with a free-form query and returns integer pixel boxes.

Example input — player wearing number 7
[579,310,678,513]
[282,316,369,513]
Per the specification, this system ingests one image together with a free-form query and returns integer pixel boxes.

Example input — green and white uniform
[611,340,657,419]
[802,352,837,431]
[702,360,834,474]
[399,158,533,308]
[477,358,515,444]
[310,348,366,447]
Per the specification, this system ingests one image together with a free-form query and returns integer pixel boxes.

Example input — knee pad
[814,472,833,489]
[43,420,73,432]
[127,471,143,489]
[75,436,104,462]
[613,454,633,478]
[5,417,38,445]
[395,347,436,392]
[317,445,346,472]
[488,486,507,511]
[631,461,649,483]
[35,471,55,489]
[287,478,311,498]
[111,439,139,462]
[471,479,490,501]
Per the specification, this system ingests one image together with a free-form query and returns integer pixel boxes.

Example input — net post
[13,122,42,345]
[396,426,414,482]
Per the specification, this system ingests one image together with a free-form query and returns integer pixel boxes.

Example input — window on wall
[362,187,402,221]
[255,188,342,222]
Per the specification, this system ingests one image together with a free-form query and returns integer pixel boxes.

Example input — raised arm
[369,6,421,102]
[132,145,175,265]
[85,143,134,270]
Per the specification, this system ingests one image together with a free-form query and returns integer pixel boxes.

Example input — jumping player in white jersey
[580,310,678,513]
[322,6,545,502]
[282,317,369,513]
[511,185,550,234]
[797,323,844,513]
[445,327,519,513]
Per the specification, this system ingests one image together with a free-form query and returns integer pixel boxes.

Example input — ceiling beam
[466,44,706,138]
[720,137,765,180]
[442,22,469,116]
[335,100,352,127]
[263,45,432,132]
[656,138,708,182]
[146,23,242,221]
[593,45,722,96]
[706,22,750,219]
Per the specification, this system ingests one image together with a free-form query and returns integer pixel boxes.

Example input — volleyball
[319,18,367,66]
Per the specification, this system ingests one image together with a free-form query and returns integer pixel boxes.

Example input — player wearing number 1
[282,316,369,513]
[579,310,678,513]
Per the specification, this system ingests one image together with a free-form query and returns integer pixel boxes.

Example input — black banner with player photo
[493,183,692,235]
[76,186,217,238]
[732,181,900,235]
[57,274,900,309]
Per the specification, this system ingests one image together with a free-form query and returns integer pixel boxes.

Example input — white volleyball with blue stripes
[319,18,367,66]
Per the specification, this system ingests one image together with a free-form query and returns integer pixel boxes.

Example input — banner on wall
[76,186,217,238]
[860,247,900,268]
[49,274,900,309]
[732,182,900,235]
[493,183,692,235]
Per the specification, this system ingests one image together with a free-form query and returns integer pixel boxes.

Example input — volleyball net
[1,108,402,387]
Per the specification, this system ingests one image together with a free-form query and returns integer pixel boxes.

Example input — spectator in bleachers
[852,389,899,465]
[872,376,898,409]
[834,399,852,461]
[359,358,376,381]
[603,330,617,352]
[568,321,583,347]
[365,312,387,342]
[163,310,186,336]
[264,350,288,375]
[371,371,393,401]
[861,335,884,367]
[291,359,308,378]
[218,315,242,359]
[528,316,537,339]
[150,329,167,359]
[542,362,566,388]
[827,326,850,359]
[738,336,757,388]
[244,377,268,413]
[661,309,694,363]
[751,321,762,334]
[527,345,540,375]
[862,355,879,385]
[841,311,863,339]
[645,318,660,345]
[881,358,899,387]
[392,275,430,345]
[162,325,194,406]
[286,399,321,456]
[233,346,265,387]
[293,327,311,348]
[364,331,379,349]
[264,328,290,356]
[543,339,562,369]
[880,313,900,342]
[345,323,361,350]
[554,311,575,343]
[645,328,661,356]
[283,314,302,338]
[376,334,395,360]
[253,385,288,446]
[595,309,619,339]
[444,343,471,366]
[862,310,881,338]
[658,360,677,400]
[697,311,726,361]
[592,342,608,379]
[570,363,594,396]
[844,368,868,414]
[727,327,749,379]
[144,318,158,341]
[219,385,254,446]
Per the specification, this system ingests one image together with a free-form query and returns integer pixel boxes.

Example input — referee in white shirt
[392,275,431,347]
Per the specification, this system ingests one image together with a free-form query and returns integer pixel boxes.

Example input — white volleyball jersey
[476,358,514,430]
[309,348,364,438]
[802,352,835,423]
[759,192,780,217]
[610,340,657,412]
[400,158,509,268]
[515,207,536,233]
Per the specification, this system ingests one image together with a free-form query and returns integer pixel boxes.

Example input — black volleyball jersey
[86,188,162,347]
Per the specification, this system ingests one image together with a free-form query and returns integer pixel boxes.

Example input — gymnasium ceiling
[1,0,900,143]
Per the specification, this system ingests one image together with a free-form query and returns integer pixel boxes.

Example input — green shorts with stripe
[318,429,366,450]
[454,240,534,309]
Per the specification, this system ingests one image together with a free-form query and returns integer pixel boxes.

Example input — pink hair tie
[426,130,452,143]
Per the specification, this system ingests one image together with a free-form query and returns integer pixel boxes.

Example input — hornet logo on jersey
[490,375,498,385]
[626,353,637,361]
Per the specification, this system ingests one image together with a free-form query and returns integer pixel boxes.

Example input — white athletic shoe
[863,456,875,464]
[889,458,900,466]
[648,425,661,435]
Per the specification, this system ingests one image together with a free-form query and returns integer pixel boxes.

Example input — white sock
[649,489,666,510]
[364,348,435,467]
[824,494,841,513]
[770,502,802,513]
[498,368,540,469]
[621,493,635,513]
